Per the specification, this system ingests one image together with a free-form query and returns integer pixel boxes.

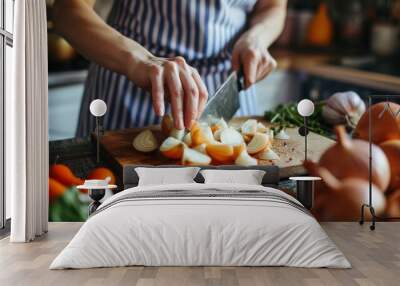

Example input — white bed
[50,183,350,269]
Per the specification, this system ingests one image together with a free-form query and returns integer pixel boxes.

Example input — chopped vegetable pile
[133,115,286,166]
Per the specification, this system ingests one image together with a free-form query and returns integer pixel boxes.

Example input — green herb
[265,102,330,136]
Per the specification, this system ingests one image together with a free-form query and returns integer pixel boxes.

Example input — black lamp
[297,99,315,161]
[89,99,107,164]
[290,99,320,210]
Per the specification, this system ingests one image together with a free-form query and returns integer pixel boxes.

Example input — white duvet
[50,183,350,269]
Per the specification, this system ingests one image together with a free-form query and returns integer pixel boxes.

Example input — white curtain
[8,0,48,242]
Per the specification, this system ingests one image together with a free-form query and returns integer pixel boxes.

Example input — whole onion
[322,91,366,128]
[304,161,386,221]
[380,140,400,191]
[386,190,400,217]
[354,102,400,144]
[319,125,390,192]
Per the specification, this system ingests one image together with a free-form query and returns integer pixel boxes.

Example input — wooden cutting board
[98,117,335,179]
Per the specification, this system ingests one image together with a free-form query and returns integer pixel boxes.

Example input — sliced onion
[247,133,270,154]
[257,148,280,160]
[241,119,258,136]
[170,128,185,141]
[213,128,223,141]
[194,143,207,154]
[220,127,244,146]
[191,125,215,145]
[235,150,258,166]
[257,122,268,133]
[183,132,192,147]
[211,118,228,134]
[160,137,184,159]
[182,147,212,166]
[133,130,158,152]
[232,143,246,160]
[206,143,234,163]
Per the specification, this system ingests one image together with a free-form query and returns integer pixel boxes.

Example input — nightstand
[289,177,321,210]
[77,184,117,215]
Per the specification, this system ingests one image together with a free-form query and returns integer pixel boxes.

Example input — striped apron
[77,0,258,137]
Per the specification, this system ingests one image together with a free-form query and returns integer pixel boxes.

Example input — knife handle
[237,67,244,91]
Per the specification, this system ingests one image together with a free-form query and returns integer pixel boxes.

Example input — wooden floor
[0,222,399,286]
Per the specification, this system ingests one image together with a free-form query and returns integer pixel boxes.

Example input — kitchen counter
[274,49,400,93]
[49,70,88,88]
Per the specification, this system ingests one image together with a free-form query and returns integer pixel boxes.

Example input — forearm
[245,0,287,48]
[53,0,152,78]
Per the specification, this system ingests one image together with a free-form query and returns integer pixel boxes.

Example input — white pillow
[200,169,266,185]
[135,167,200,186]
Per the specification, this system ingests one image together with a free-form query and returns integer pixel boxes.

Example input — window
[0,0,14,231]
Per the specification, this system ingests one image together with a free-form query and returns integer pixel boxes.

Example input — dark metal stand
[296,180,314,210]
[95,117,100,164]
[88,189,105,215]
[94,116,105,165]
[359,96,377,231]
[298,117,309,161]
[359,95,400,229]
[304,117,308,161]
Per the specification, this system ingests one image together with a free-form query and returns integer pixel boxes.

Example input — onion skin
[386,190,400,217]
[319,125,390,192]
[380,140,400,191]
[313,179,385,221]
[206,144,234,163]
[354,102,400,144]
[304,161,386,221]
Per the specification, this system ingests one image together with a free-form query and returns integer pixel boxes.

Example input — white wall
[253,70,301,116]
[49,84,85,140]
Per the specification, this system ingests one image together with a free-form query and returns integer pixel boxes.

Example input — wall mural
[47,0,400,223]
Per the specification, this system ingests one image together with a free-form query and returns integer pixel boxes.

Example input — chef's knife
[199,71,244,122]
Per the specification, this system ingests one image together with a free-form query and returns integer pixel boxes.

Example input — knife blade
[199,71,244,122]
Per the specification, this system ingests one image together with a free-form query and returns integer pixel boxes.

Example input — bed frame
[123,165,280,189]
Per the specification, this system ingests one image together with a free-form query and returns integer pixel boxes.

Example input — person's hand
[128,55,208,130]
[231,34,277,89]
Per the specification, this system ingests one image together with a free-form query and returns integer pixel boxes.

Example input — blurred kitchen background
[47,0,400,141]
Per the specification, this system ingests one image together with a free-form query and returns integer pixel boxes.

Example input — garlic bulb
[322,91,366,128]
